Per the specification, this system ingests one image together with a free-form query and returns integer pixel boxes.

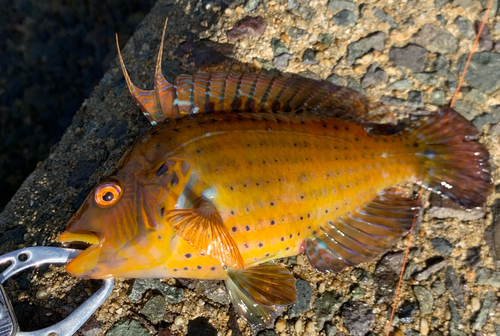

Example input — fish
[57,23,492,329]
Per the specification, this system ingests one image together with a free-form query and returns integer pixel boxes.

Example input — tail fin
[409,107,491,209]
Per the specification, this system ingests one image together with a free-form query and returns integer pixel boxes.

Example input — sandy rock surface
[0,0,499,335]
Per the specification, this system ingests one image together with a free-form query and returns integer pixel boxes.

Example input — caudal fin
[410,107,491,209]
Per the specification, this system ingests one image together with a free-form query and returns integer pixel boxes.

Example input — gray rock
[495,323,500,336]
[434,55,449,75]
[476,267,500,287]
[347,31,386,64]
[361,63,388,88]
[374,252,404,304]
[302,48,318,65]
[346,77,366,94]
[349,285,365,300]
[473,113,497,130]
[288,279,312,318]
[446,70,459,92]
[380,95,406,107]
[429,89,446,106]
[436,14,447,26]
[326,74,344,86]
[408,91,423,108]
[327,0,357,11]
[448,299,461,324]
[128,278,183,303]
[106,319,149,336]
[324,324,337,336]
[273,53,293,70]
[476,20,493,51]
[271,37,290,57]
[484,199,500,268]
[449,321,467,336]
[313,291,345,330]
[426,205,485,220]
[331,9,357,27]
[413,286,434,315]
[403,261,419,280]
[244,0,260,12]
[435,0,450,8]
[457,52,500,94]
[389,44,428,72]
[454,16,475,39]
[464,246,481,269]
[414,73,439,85]
[465,88,486,105]
[479,0,499,16]
[471,291,496,330]
[341,301,374,336]
[287,0,300,10]
[373,7,397,28]
[319,33,333,48]
[141,295,166,323]
[431,278,447,296]
[259,332,278,336]
[452,99,479,120]
[452,0,475,7]
[299,6,316,21]
[431,238,453,256]
[445,267,466,309]
[352,268,374,286]
[289,27,308,41]
[411,23,458,54]
[195,280,231,305]
[414,259,447,281]
[386,79,413,91]
[227,16,267,42]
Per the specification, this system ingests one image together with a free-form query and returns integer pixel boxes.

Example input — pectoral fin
[165,197,244,269]
[225,264,297,330]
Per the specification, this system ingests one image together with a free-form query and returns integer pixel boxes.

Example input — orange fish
[57,24,491,329]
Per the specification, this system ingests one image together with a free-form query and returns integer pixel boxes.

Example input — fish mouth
[58,230,103,278]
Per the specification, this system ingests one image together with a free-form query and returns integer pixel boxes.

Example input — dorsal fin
[165,197,244,269]
[305,187,420,273]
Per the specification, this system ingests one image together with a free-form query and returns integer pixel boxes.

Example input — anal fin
[225,264,297,330]
[165,197,244,269]
[306,186,420,273]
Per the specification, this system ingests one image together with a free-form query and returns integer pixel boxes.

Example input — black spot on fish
[156,163,169,176]
[271,220,275,225]
[300,216,303,220]
[230,186,234,191]
[211,267,216,271]
[170,172,179,187]
[231,211,234,215]
[286,247,289,250]
[245,225,250,231]
[258,242,263,247]
[232,227,237,232]
[325,210,329,213]
[270,202,274,206]
[413,142,419,147]
[185,254,192,258]
[281,237,284,241]
[197,266,202,270]
[244,243,249,248]
[289,234,292,238]
[158,235,162,240]
[173,269,177,271]
[160,207,165,217]
[184,267,188,270]
[265,253,270,257]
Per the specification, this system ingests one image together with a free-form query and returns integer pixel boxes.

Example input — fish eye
[94,183,122,208]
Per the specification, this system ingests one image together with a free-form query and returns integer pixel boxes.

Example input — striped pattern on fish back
[172,72,390,123]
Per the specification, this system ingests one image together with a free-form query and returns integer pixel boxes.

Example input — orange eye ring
[94,183,122,208]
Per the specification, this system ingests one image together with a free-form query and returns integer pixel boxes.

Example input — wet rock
[454,16,475,39]
[471,291,496,330]
[374,252,404,303]
[399,302,417,324]
[407,90,423,108]
[413,286,434,315]
[244,0,260,12]
[288,279,312,318]
[289,27,308,41]
[361,63,388,88]
[326,74,344,86]
[373,7,397,28]
[313,291,345,330]
[445,267,466,309]
[128,279,183,303]
[431,278,447,296]
[476,267,500,287]
[457,52,500,94]
[299,6,316,21]
[186,317,217,336]
[227,16,267,42]
[431,238,453,256]
[411,23,458,54]
[106,319,149,336]
[331,9,357,27]
[475,20,493,51]
[435,0,450,8]
[67,161,99,189]
[273,53,293,70]
[347,31,386,64]
[448,299,461,324]
[327,0,357,11]
[195,280,230,305]
[380,95,406,107]
[389,44,428,72]
[341,301,374,336]
[141,295,166,323]
[429,89,446,106]
[386,79,413,91]
[464,246,481,269]
[302,48,318,65]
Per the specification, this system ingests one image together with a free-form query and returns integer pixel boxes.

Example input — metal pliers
[0,247,113,336]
